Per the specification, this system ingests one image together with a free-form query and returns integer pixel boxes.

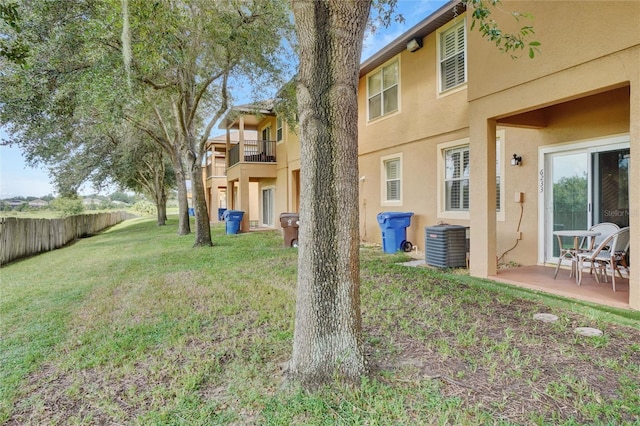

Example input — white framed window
[438,20,466,93]
[367,59,399,121]
[381,153,402,205]
[445,145,470,211]
[437,138,470,219]
[261,187,275,227]
[276,117,283,142]
[437,134,504,220]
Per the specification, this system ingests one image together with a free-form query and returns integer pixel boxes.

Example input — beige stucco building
[210,102,300,234]
[358,0,638,309]
[202,134,230,223]
[207,0,639,310]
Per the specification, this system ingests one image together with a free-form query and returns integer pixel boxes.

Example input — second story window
[276,117,283,142]
[368,60,399,121]
[439,21,466,92]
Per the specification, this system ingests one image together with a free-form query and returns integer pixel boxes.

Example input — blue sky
[362,0,448,61]
[0,0,448,199]
[0,138,54,198]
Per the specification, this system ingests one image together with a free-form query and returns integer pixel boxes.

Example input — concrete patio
[401,254,630,310]
[490,265,630,310]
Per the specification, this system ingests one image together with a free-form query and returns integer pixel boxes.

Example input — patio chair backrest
[610,227,630,257]
[590,227,629,260]
[585,222,620,249]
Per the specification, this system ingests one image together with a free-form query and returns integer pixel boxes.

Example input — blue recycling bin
[218,208,227,221]
[376,212,414,253]
[188,207,195,217]
[223,210,244,234]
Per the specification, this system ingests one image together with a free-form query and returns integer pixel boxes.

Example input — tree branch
[198,71,229,157]
[141,77,177,90]
[124,113,172,154]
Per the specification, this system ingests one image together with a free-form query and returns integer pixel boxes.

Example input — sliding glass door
[592,149,630,228]
[262,187,274,227]
[541,137,629,263]
[549,151,588,257]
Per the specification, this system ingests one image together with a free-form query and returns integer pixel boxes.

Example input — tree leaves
[467,0,541,59]
[0,2,29,65]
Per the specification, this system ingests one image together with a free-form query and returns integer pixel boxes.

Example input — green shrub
[50,197,84,217]
[132,200,156,215]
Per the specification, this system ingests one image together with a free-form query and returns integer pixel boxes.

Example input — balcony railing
[228,140,277,167]
[206,165,226,178]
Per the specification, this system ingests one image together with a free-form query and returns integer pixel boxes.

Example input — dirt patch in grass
[363,271,640,424]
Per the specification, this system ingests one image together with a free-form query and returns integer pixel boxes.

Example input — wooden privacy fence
[0,211,136,266]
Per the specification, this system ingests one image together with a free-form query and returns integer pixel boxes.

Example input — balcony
[205,164,226,178]
[229,140,277,167]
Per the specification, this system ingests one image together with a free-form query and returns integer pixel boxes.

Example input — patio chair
[579,222,619,252]
[576,222,620,277]
[577,227,630,291]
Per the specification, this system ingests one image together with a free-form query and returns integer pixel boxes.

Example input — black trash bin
[280,213,299,247]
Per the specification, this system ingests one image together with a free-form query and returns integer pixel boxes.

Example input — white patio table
[553,230,600,282]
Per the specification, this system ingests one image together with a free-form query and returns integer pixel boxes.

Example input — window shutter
[387,180,400,201]
[463,149,469,177]
[443,29,457,58]
[441,23,466,91]
[385,158,401,201]
[386,158,399,179]
[444,146,470,211]
[456,25,465,85]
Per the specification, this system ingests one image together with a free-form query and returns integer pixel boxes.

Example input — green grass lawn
[1,216,638,425]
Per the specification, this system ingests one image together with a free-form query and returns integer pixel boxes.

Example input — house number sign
[539,169,544,193]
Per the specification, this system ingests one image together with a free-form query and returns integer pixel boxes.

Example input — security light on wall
[510,154,522,166]
[406,37,423,52]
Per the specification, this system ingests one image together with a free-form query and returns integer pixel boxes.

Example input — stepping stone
[533,313,559,323]
[399,259,426,267]
[574,327,603,337]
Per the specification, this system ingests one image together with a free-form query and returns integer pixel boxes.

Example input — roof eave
[359,0,466,77]
[218,100,276,129]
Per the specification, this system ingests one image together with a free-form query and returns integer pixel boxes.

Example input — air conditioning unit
[425,225,468,268]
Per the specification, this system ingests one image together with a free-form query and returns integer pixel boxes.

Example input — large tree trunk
[289,0,371,388]
[155,193,167,226]
[153,156,167,226]
[154,172,167,226]
[170,148,191,235]
[188,151,213,247]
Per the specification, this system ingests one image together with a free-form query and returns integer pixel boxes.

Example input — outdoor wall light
[406,37,423,52]
[510,153,522,166]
